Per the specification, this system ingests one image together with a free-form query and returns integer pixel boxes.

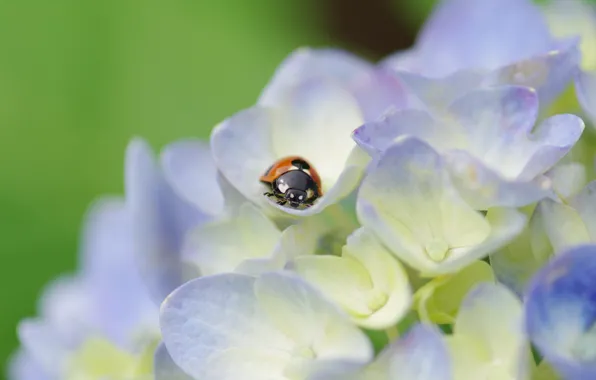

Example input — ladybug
[260,156,322,209]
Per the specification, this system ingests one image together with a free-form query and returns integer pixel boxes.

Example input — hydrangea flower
[356,136,526,276]
[382,0,580,108]
[354,86,585,209]
[10,199,160,380]
[525,244,596,379]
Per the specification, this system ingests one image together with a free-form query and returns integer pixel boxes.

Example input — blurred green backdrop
[0,0,436,373]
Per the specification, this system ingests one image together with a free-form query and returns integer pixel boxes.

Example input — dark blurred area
[0,0,431,370]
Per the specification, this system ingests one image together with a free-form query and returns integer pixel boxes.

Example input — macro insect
[260,156,322,209]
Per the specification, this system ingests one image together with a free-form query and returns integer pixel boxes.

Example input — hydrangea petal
[451,283,530,379]
[445,150,553,209]
[525,245,596,379]
[210,107,277,207]
[160,139,225,217]
[254,272,373,361]
[545,162,586,199]
[17,320,69,376]
[393,0,552,77]
[576,69,596,125]
[490,38,580,106]
[271,79,363,186]
[160,273,293,380]
[8,349,50,380]
[569,181,596,239]
[292,228,411,329]
[154,343,199,380]
[538,199,591,253]
[125,138,206,303]
[415,260,495,324]
[182,203,281,276]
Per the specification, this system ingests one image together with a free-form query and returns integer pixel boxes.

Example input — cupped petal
[453,283,530,379]
[445,150,553,209]
[576,70,596,125]
[271,79,364,186]
[254,271,373,362]
[489,37,581,106]
[407,0,552,76]
[446,85,539,177]
[125,138,206,303]
[351,108,454,157]
[517,114,585,181]
[160,139,225,217]
[182,202,282,276]
[525,244,596,379]
[291,228,411,330]
[154,343,194,380]
[356,137,492,275]
[159,273,293,380]
[258,47,373,108]
[210,107,277,208]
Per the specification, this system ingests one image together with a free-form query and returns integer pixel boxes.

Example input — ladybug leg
[276,200,287,206]
[263,191,275,197]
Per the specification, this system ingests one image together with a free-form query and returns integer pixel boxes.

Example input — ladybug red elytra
[260,156,322,209]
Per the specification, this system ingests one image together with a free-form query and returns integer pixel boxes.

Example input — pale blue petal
[79,198,158,346]
[161,139,225,217]
[576,69,596,126]
[525,244,596,380]
[489,37,580,106]
[258,47,407,121]
[7,349,52,380]
[159,273,291,379]
[517,114,585,181]
[210,107,277,208]
[445,150,553,209]
[389,0,553,77]
[351,108,447,157]
[569,181,596,240]
[17,320,69,377]
[154,343,193,380]
[125,138,206,304]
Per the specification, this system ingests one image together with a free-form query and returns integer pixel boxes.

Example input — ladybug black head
[285,188,308,208]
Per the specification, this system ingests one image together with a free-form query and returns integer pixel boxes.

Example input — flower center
[425,240,449,262]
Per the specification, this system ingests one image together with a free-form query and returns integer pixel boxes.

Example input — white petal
[210,107,277,207]
[254,271,373,363]
[271,79,364,186]
[161,139,225,216]
[183,203,281,276]
[454,283,528,378]
[538,199,591,253]
[154,343,193,380]
[160,273,293,380]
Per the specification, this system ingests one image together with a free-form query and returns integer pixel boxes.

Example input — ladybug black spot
[291,159,310,170]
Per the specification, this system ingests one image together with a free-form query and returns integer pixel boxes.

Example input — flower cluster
[9,0,596,379]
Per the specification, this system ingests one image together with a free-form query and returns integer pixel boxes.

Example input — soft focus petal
[292,228,411,329]
[545,162,587,199]
[538,199,591,253]
[17,320,69,377]
[451,283,530,379]
[576,69,596,126]
[160,139,226,217]
[183,203,282,276]
[386,0,553,77]
[8,349,50,380]
[569,181,596,239]
[125,138,206,303]
[80,198,158,348]
[415,260,495,324]
[154,343,193,380]
[525,244,596,379]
